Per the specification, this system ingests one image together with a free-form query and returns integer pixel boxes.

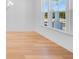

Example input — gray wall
[6,0,36,32]
[35,0,73,52]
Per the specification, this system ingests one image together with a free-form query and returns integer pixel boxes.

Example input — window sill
[41,25,73,36]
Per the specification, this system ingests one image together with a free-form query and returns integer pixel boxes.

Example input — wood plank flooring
[6,32,73,59]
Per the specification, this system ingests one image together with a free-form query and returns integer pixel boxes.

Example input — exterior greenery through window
[42,0,73,34]
[42,0,66,31]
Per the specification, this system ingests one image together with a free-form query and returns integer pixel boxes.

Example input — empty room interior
[6,0,73,59]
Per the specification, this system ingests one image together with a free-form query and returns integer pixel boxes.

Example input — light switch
[7,0,14,8]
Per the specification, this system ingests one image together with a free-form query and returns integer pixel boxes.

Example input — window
[41,0,73,34]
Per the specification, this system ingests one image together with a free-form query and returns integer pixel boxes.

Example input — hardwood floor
[6,32,73,59]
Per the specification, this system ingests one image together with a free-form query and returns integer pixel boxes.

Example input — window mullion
[48,0,53,28]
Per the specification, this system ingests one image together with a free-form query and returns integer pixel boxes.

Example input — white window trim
[41,0,73,35]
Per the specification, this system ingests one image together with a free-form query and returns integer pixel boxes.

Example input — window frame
[41,0,73,35]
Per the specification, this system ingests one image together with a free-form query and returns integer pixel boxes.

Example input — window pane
[51,0,66,31]
[42,0,49,26]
